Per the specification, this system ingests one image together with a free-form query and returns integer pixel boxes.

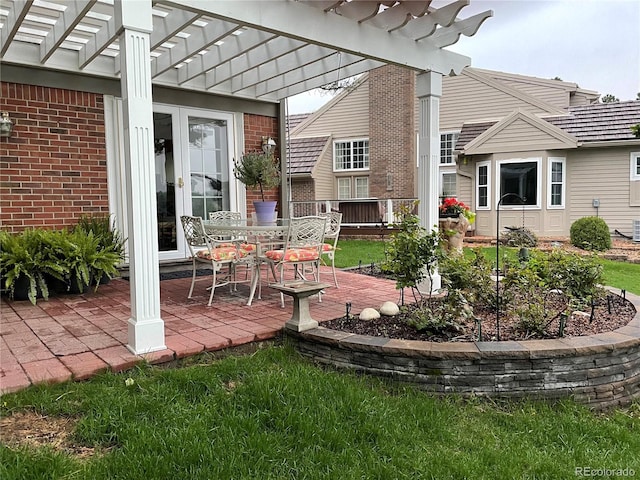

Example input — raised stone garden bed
[287,289,640,410]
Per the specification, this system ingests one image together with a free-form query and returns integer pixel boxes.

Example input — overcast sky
[287,0,640,114]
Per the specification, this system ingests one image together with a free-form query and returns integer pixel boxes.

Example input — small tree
[381,202,440,304]
[600,94,619,103]
[233,152,280,202]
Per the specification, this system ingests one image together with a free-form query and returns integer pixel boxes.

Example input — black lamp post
[495,192,525,341]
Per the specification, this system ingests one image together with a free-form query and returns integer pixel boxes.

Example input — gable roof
[458,100,640,151]
[287,136,330,175]
[463,109,578,155]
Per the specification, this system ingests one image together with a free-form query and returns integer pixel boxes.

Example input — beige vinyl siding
[313,148,336,199]
[567,147,640,234]
[294,80,369,138]
[439,74,555,131]
[569,92,596,107]
[472,119,572,154]
[500,80,569,110]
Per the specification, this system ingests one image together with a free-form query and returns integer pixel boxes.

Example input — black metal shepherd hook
[495,192,525,341]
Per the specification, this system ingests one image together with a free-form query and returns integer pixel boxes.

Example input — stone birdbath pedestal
[270,281,330,332]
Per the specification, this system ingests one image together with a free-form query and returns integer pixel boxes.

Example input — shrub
[570,216,611,251]
[439,248,494,306]
[382,202,440,303]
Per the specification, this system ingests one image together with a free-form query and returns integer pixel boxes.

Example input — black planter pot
[68,276,91,294]
[12,274,43,301]
[439,212,460,219]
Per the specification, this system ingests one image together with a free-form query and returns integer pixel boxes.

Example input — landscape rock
[380,301,400,316]
[359,308,380,321]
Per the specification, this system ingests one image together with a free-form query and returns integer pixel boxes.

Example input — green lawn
[334,240,640,295]
[2,345,638,480]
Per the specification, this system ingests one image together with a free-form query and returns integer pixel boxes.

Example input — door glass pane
[154,112,177,251]
[188,117,229,219]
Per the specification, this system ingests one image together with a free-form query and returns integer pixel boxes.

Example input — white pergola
[0,0,492,354]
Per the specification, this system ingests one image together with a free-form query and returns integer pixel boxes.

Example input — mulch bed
[324,264,636,343]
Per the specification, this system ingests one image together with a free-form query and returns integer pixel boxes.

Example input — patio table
[203,218,289,306]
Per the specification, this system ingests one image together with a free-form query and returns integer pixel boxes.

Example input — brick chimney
[368,65,416,199]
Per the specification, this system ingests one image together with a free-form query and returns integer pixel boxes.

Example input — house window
[477,161,490,209]
[440,132,459,164]
[334,139,369,171]
[547,157,565,208]
[337,178,351,199]
[498,158,541,207]
[441,172,457,198]
[355,177,369,198]
[632,152,640,181]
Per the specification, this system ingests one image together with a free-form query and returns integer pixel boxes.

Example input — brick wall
[243,113,280,214]
[0,82,108,232]
[368,65,415,199]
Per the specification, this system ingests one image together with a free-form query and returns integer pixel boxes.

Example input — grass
[1,345,639,480]
[334,240,640,295]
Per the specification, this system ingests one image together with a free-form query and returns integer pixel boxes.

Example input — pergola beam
[160,0,472,76]
[1,0,34,57]
[40,0,97,63]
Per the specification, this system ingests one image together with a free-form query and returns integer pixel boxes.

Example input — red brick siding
[0,82,108,232]
[242,113,280,213]
[368,65,415,199]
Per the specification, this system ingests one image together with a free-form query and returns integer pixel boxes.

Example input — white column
[117,0,166,354]
[416,71,443,294]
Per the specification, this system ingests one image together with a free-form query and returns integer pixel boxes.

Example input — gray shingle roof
[286,113,312,132]
[457,100,640,149]
[287,137,329,175]
[546,100,640,142]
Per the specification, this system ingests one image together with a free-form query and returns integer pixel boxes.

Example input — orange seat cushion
[196,246,249,261]
[264,248,320,262]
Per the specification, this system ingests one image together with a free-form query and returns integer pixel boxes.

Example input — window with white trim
[440,132,459,164]
[355,177,369,198]
[477,161,490,209]
[547,157,565,208]
[441,172,457,198]
[334,139,369,171]
[497,158,541,207]
[337,178,351,199]
[337,176,369,199]
[631,152,640,181]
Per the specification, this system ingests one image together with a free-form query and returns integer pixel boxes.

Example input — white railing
[289,198,418,226]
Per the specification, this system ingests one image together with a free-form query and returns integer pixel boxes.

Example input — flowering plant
[439,197,476,223]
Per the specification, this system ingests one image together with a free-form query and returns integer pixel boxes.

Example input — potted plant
[62,229,121,293]
[0,229,67,304]
[74,214,126,285]
[438,198,476,253]
[439,197,476,224]
[233,151,280,224]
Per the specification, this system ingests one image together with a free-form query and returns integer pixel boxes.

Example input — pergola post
[416,71,443,294]
[116,0,166,354]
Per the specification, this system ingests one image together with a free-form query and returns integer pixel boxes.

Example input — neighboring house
[289,65,640,237]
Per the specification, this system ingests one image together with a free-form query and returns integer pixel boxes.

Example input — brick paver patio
[1,267,400,394]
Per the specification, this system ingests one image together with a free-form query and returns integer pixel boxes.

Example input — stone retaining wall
[289,291,640,409]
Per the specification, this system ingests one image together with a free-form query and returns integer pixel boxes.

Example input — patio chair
[320,211,342,287]
[180,215,252,306]
[262,216,327,307]
[208,211,257,254]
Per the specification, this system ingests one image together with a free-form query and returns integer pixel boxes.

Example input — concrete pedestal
[271,281,330,332]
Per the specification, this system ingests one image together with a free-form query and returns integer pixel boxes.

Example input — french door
[154,105,238,260]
